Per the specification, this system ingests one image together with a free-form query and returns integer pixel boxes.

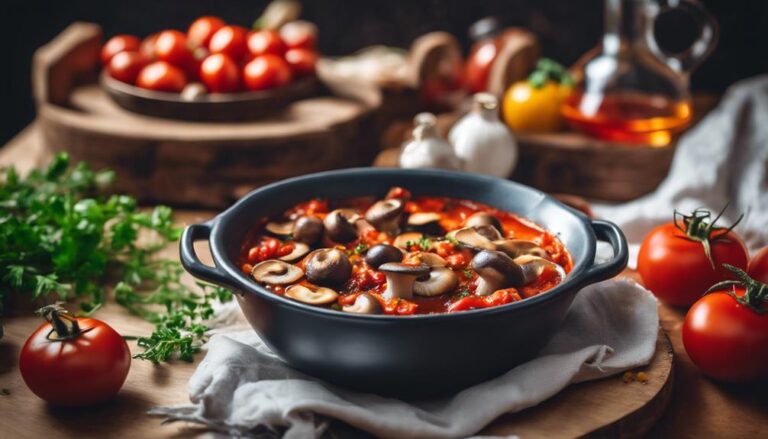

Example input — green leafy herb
[462,268,473,279]
[353,242,368,255]
[453,288,471,301]
[417,235,431,251]
[445,235,460,246]
[0,154,232,362]
[528,58,573,88]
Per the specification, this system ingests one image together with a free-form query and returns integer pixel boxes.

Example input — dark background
[3,0,766,144]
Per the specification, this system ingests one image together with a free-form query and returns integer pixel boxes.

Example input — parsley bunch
[0,153,232,362]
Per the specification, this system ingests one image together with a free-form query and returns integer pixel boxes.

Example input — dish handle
[180,223,243,293]
[581,219,628,284]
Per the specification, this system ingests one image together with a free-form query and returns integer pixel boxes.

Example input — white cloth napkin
[594,76,768,267]
[151,279,658,438]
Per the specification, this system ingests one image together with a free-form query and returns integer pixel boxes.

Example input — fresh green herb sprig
[0,153,232,362]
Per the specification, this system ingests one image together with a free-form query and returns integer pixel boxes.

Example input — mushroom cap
[365,199,404,225]
[265,221,294,236]
[278,242,311,262]
[474,224,503,241]
[305,248,353,286]
[342,293,383,314]
[365,244,404,269]
[407,212,441,226]
[251,260,304,285]
[448,227,496,251]
[470,250,525,287]
[293,216,324,244]
[324,209,360,243]
[285,284,339,305]
[513,254,566,285]
[494,239,548,259]
[414,267,458,297]
[411,251,447,267]
[465,212,502,232]
[378,262,430,276]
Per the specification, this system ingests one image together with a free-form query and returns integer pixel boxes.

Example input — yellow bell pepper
[501,58,573,133]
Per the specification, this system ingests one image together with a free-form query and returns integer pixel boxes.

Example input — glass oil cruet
[562,0,718,146]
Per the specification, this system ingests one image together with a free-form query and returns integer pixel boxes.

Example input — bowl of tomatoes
[100,17,319,121]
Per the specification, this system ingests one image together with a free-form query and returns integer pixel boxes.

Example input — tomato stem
[673,206,743,270]
[705,264,768,314]
[36,303,82,340]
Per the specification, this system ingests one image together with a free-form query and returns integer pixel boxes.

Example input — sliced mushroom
[365,199,404,235]
[494,239,549,259]
[474,224,503,241]
[465,212,503,232]
[265,221,294,236]
[365,244,403,269]
[305,248,352,286]
[448,227,496,251]
[393,232,431,250]
[378,262,430,300]
[513,255,566,285]
[414,267,458,297]
[278,242,311,262]
[414,252,447,267]
[342,293,383,314]
[324,209,360,243]
[470,250,524,296]
[293,216,324,244]
[285,284,339,305]
[251,260,304,285]
[407,212,441,226]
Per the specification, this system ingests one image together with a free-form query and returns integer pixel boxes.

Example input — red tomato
[187,16,225,48]
[140,33,159,60]
[448,290,519,312]
[136,61,187,92]
[284,48,317,77]
[683,269,768,382]
[247,30,287,57]
[19,306,131,406]
[208,25,248,61]
[243,54,292,91]
[107,51,147,84]
[101,34,141,65]
[638,210,748,307]
[279,20,317,50]
[464,40,498,94]
[154,30,195,71]
[748,246,768,284]
[200,53,240,93]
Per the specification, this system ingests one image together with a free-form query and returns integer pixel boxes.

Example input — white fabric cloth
[594,76,768,267]
[151,279,658,438]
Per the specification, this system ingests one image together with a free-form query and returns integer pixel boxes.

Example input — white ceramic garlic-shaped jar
[449,93,517,178]
[399,113,462,170]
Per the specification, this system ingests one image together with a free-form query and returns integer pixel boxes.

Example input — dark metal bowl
[180,168,627,397]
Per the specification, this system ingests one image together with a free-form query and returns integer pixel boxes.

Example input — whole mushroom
[470,250,525,296]
[364,199,404,235]
[365,244,403,269]
[305,248,352,286]
[293,216,324,245]
[378,262,430,300]
[342,293,383,314]
[324,209,360,243]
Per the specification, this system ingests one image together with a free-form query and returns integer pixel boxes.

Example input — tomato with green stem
[19,304,131,406]
[638,207,749,307]
[683,265,768,382]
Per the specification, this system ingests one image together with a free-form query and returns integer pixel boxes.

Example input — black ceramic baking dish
[180,168,627,397]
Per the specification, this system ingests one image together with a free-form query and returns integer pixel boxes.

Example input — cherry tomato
[247,30,287,57]
[140,33,159,60]
[683,267,768,382]
[243,54,292,91]
[200,53,240,93]
[187,16,225,48]
[284,48,317,77]
[748,246,768,284]
[638,210,748,307]
[208,25,248,61]
[136,61,187,92]
[101,34,141,65]
[19,305,131,406]
[464,40,498,94]
[154,30,195,71]
[107,51,147,84]
[280,20,317,50]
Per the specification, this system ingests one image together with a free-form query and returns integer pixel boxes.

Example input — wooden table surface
[1,125,767,438]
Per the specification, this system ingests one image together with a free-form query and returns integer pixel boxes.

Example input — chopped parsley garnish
[353,242,368,255]
[462,268,473,279]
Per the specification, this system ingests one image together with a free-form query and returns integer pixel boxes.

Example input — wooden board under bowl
[101,73,318,121]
